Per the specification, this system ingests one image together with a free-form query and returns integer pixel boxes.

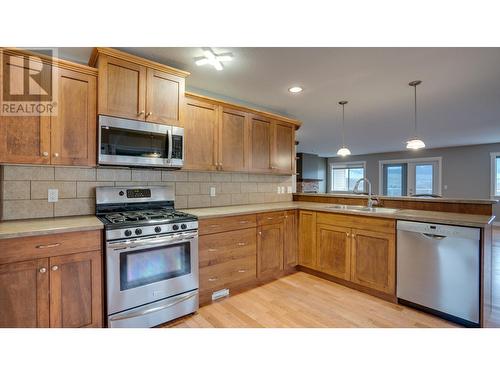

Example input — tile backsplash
[0,165,294,220]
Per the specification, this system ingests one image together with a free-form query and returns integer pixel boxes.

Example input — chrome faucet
[353,177,379,208]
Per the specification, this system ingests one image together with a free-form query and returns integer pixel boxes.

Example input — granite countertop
[0,215,104,240]
[183,201,496,227]
[293,192,499,205]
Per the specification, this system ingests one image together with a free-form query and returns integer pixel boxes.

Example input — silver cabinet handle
[237,242,246,246]
[109,291,198,322]
[208,277,218,282]
[146,112,152,117]
[209,224,219,228]
[51,265,58,271]
[239,221,249,224]
[238,269,247,273]
[36,243,61,249]
[39,267,47,273]
[138,110,145,116]
[53,153,59,158]
[42,151,49,157]
[208,248,218,252]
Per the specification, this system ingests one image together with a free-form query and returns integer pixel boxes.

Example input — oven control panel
[106,220,199,241]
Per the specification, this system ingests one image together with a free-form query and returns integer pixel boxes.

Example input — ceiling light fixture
[406,80,426,150]
[195,47,233,71]
[288,86,303,93]
[337,100,351,157]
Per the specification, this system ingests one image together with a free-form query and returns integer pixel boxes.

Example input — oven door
[106,231,198,315]
[99,115,172,167]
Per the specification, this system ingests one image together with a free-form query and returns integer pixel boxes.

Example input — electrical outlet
[280,186,285,194]
[287,186,292,194]
[48,189,58,203]
[277,186,281,194]
[210,187,216,197]
[444,185,448,190]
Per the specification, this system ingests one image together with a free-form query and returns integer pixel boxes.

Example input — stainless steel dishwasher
[397,221,480,327]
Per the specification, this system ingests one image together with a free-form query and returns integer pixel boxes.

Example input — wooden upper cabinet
[298,211,317,269]
[272,121,295,174]
[184,98,219,170]
[257,222,284,279]
[0,55,51,164]
[146,69,185,126]
[51,67,96,166]
[0,258,50,328]
[97,55,146,120]
[250,116,272,172]
[91,48,189,125]
[350,228,395,294]
[49,250,102,328]
[218,107,248,171]
[316,224,351,280]
[284,210,298,269]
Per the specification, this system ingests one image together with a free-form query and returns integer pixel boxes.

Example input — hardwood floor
[166,272,456,328]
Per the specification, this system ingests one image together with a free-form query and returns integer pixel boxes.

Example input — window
[491,153,500,197]
[330,162,365,192]
[379,157,441,197]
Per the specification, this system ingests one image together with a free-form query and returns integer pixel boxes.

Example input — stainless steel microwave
[98,115,184,168]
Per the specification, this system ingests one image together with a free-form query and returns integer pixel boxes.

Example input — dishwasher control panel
[396,220,480,240]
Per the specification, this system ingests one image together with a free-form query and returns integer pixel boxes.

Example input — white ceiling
[56,47,500,157]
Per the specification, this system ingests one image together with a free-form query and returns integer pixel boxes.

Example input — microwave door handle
[167,128,173,161]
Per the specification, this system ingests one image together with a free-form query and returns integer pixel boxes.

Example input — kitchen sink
[324,204,399,214]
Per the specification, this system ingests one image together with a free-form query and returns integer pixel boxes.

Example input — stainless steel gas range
[96,185,199,328]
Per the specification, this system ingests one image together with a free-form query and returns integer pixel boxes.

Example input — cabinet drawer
[257,211,285,225]
[0,230,102,264]
[316,212,395,234]
[200,228,256,268]
[199,214,257,235]
[199,256,256,294]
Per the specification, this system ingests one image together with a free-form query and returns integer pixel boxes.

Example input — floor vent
[212,288,230,301]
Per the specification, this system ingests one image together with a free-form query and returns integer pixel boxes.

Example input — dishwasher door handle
[422,233,447,240]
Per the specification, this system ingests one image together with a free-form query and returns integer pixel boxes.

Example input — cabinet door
[250,116,272,172]
[218,107,248,171]
[350,229,396,294]
[51,67,96,166]
[316,224,351,280]
[184,98,218,170]
[272,121,295,174]
[257,222,284,279]
[97,55,146,120]
[146,68,185,126]
[298,211,317,269]
[284,210,298,268]
[0,258,49,327]
[49,251,102,328]
[0,55,51,164]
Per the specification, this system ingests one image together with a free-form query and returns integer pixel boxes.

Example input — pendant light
[337,100,351,156]
[406,80,426,150]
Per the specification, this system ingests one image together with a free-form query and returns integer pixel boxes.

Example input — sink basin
[323,204,399,214]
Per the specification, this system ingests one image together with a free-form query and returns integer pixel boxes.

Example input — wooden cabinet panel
[51,67,96,166]
[316,224,351,280]
[284,210,298,268]
[0,258,49,328]
[257,222,284,279]
[184,98,218,170]
[273,122,295,173]
[200,256,256,295]
[316,212,396,234]
[350,229,395,294]
[219,108,247,171]
[49,250,102,328]
[250,116,272,172]
[298,211,317,268]
[199,214,256,235]
[146,69,184,126]
[98,55,146,120]
[257,210,286,225]
[199,228,256,268]
[0,56,51,164]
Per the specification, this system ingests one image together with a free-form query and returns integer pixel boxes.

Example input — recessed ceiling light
[288,86,303,93]
[195,47,233,71]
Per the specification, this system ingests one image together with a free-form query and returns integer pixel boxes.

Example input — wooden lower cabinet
[257,222,284,279]
[350,229,396,294]
[298,211,317,268]
[316,224,351,280]
[0,230,103,328]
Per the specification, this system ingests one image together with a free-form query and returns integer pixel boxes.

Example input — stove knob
[124,229,132,237]
[172,224,179,231]
[181,224,187,230]
[154,226,162,233]
[135,228,143,235]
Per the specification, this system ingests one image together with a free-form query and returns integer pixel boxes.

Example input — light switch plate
[287,186,292,193]
[210,187,216,197]
[48,189,58,202]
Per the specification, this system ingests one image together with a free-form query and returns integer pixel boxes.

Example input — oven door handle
[108,233,198,251]
[109,290,198,322]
